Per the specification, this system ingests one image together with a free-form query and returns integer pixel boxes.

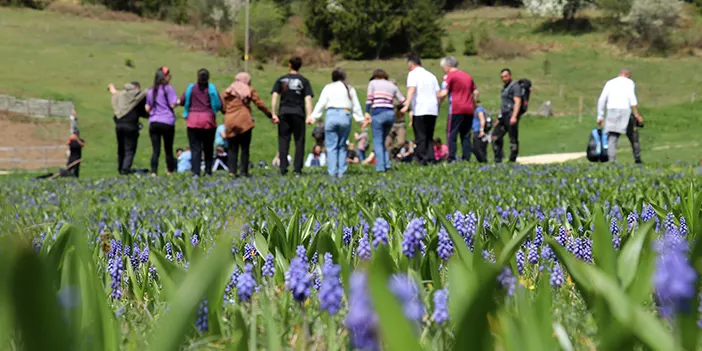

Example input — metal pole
[244,0,250,73]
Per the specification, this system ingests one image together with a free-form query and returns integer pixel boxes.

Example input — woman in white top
[308,68,364,177]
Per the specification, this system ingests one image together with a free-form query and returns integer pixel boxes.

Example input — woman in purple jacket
[145,66,178,176]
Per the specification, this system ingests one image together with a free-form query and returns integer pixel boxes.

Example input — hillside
[0,7,701,176]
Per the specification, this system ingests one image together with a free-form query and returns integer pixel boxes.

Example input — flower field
[1,164,701,350]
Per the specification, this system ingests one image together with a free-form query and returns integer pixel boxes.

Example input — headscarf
[111,83,146,119]
[225,72,252,101]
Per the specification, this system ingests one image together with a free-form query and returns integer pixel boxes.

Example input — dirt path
[517,152,587,165]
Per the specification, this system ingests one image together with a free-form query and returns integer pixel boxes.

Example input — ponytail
[331,67,351,100]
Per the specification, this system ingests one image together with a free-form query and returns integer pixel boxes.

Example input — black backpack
[517,79,532,114]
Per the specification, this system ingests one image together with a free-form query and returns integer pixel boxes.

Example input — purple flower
[550,263,564,287]
[262,253,275,278]
[575,237,593,263]
[130,243,140,268]
[654,233,696,318]
[191,234,199,247]
[357,234,372,261]
[176,251,183,262]
[516,249,525,275]
[534,226,543,247]
[244,243,257,262]
[642,204,655,222]
[482,250,495,263]
[372,218,390,248]
[343,226,352,246]
[613,235,621,250]
[664,213,677,233]
[195,300,208,332]
[224,266,241,301]
[296,245,307,261]
[108,256,124,299]
[555,227,568,247]
[627,212,638,231]
[610,218,619,236]
[680,217,688,236]
[285,257,312,303]
[236,264,256,302]
[567,212,573,224]
[311,251,319,267]
[346,272,379,351]
[527,241,539,264]
[437,227,454,261]
[402,218,425,258]
[497,267,516,296]
[432,288,449,324]
[388,274,424,322]
[319,262,344,315]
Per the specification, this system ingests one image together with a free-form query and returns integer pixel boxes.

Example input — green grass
[0,7,701,177]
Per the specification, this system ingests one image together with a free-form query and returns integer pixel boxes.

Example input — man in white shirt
[597,68,643,163]
[401,55,440,165]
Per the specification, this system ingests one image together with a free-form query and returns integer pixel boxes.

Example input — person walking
[179,69,222,176]
[365,69,405,172]
[271,56,314,176]
[437,56,479,162]
[492,68,524,163]
[222,72,274,178]
[385,79,407,158]
[308,68,364,177]
[400,55,440,166]
[597,68,643,163]
[472,102,489,163]
[145,66,178,176]
[108,81,148,175]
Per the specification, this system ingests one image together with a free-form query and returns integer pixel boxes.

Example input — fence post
[578,96,583,123]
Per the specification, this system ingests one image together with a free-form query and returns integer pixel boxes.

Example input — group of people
[106,54,644,180]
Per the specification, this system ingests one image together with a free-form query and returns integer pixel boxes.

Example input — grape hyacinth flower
[432,288,449,325]
[680,217,688,236]
[482,250,496,263]
[108,256,124,300]
[176,251,183,262]
[195,300,209,332]
[311,251,319,267]
[372,218,390,248]
[313,271,321,290]
[567,212,573,224]
[323,252,334,271]
[613,235,621,250]
[534,226,543,247]
[402,218,425,258]
[642,204,655,222]
[497,267,516,296]
[342,226,352,246]
[575,237,593,264]
[527,241,539,264]
[130,243,140,268]
[436,227,454,261]
[346,272,379,351]
[296,245,307,261]
[224,266,241,302]
[516,249,525,275]
[357,234,372,261]
[610,218,619,236]
[654,233,696,318]
[262,253,275,278]
[319,262,344,315]
[236,264,256,302]
[388,274,424,322]
[627,211,638,231]
[244,243,257,262]
[556,227,568,247]
[550,264,564,287]
[285,257,312,303]
[191,234,199,247]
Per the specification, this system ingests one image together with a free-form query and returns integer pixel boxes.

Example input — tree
[522,0,594,22]
[304,0,335,48]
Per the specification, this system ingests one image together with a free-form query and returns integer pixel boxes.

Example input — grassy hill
[0,7,701,177]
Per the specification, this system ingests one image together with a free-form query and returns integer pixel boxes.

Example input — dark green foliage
[463,34,477,56]
[445,38,456,53]
[306,0,445,60]
[0,0,52,9]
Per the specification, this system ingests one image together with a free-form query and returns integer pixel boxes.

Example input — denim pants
[324,108,352,177]
[371,108,395,172]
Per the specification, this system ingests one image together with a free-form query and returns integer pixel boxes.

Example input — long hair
[152,67,169,103]
[197,68,209,90]
[331,67,350,100]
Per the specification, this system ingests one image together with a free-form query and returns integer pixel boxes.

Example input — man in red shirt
[437,56,479,162]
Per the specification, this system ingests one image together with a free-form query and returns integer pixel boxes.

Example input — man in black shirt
[271,56,314,176]
[492,68,523,163]
[109,82,148,175]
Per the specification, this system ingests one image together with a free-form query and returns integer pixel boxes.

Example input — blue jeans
[371,108,394,172]
[358,149,366,161]
[324,108,351,177]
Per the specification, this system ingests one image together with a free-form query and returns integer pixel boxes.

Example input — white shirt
[311,81,364,122]
[304,153,327,167]
[407,66,440,116]
[597,76,638,120]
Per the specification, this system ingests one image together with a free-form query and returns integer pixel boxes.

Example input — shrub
[0,0,54,9]
[621,0,682,52]
[463,35,477,56]
[477,34,525,59]
[234,0,288,64]
[445,39,456,53]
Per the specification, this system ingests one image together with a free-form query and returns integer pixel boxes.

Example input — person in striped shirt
[364,69,406,172]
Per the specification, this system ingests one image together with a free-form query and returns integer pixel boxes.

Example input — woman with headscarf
[109,81,148,175]
[179,68,222,176]
[221,72,273,178]
[145,66,178,176]
[308,68,364,177]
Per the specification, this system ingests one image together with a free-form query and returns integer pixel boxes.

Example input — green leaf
[149,237,235,351]
[617,221,655,291]
[368,256,422,351]
[592,207,617,279]
[126,258,143,302]
[149,249,184,301]
[253,232,270,259]
[450,261,499,351]
[230,306,249,351]
[260,290,282,351]
[498,222,536,267]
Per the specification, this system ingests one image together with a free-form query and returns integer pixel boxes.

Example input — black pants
[116,128,139,175]
[492,114,520,163]
[447,114,473,162]
[67,157,80,178]
[228,129,252,176]
[188,127,216,176]
[608,116,643,163]
[278,114,306,175]
[412,115,437,165]
[472,133,488,163]
[149,122,176,174]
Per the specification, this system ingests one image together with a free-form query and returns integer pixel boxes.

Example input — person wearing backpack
[492,68,530,163]
[145,66,178,176]
[472,101,489,163]
[179,69,222,176]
